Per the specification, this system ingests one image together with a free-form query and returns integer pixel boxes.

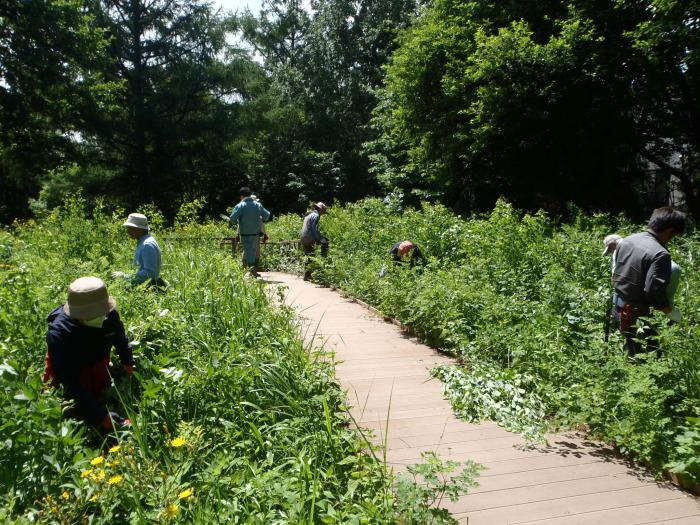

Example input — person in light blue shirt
[229,187,271,276]
[112,213,163,285]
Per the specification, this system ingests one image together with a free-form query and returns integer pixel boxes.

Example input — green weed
[267,198,700,478]
[0,200,406,523]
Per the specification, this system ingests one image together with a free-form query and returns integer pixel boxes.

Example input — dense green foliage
[0,197,418,523]
[239,0,420,212]
[4,0,698,223]
[1,0,418,222]
[369,0,700,217]
[268,198,700,476]
[0,0,116,220]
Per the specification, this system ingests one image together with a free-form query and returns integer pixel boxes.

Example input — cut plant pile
[267,198,700,483]
[0,196,406,523]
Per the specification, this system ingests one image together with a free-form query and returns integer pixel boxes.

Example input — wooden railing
[218,237,301,257]
[165,235,301,259]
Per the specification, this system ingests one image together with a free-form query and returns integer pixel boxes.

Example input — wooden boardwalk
[264,272,700,524]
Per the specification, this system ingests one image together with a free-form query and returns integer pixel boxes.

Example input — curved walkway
[264,272,700,524]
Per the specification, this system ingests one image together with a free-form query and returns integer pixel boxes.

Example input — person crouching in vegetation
[611,207,686,357]
[300,202,329,281]
[602,234,623,273]
[390,240,426,267]
[43,277,134,432]
[229,187,271,278]
[112,213,163,286]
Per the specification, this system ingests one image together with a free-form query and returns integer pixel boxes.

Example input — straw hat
[314,202,327,212]
[63,277,116,320]
[123,213,149,230]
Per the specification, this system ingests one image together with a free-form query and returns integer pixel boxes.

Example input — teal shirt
[229,198,271,235]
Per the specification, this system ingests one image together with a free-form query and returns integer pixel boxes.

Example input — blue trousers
[240,235,259,266]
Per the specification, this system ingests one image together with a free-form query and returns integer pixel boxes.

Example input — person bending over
[390,240,426,266]
[113,213,163,286]
[300,202,329,281]
[611,207,686,357]
[44,277,134,431]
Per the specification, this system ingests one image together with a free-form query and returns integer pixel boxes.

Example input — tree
[90,0,255,216]
[625,0,700,216]
[0,0,114,221]
[240,0,419,211]
[370,0,699,217]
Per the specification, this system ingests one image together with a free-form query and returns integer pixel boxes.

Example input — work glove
[124,364,134,378]
[102,412,131,431]
[112,271,127,279]
[102,412,121,431]
[262,233,269,243]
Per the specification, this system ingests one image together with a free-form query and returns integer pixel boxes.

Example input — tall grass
[0,196,400,523]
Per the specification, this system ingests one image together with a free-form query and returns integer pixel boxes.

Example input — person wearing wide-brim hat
[602,233,623,274]
[234,194,269,268]
[300,202,329,281]
[43,277,134,431]
[228,187,271,277]
[112,213,163,286]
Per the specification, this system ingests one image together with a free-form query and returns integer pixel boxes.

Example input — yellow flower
[62,491,70,500]
[89,494,99,502]
[107,459,121,467]
[164,503,179,518]
[108,445,121,454]
[90,469,106,482]
[81,469,93,479]
[50,505,59,514]
[90,456,104,466]
[177,488,193,500]
[108,475,123,485]
[170,436,186,448]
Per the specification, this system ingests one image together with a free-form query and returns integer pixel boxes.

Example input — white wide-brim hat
[315,202,327,212]
[63,276,116,320]
[123,213,149,230]
[602,234,622,256]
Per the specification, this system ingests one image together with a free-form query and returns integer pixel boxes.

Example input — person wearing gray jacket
[611,207,686,356]
[300,202,329,281]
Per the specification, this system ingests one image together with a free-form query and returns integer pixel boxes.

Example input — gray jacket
[300,211,323,245]
[612,230,672,309]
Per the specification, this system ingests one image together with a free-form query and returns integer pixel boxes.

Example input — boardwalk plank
[449,486,684,524]
[265,272,700,525]
[489,498,700,525]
